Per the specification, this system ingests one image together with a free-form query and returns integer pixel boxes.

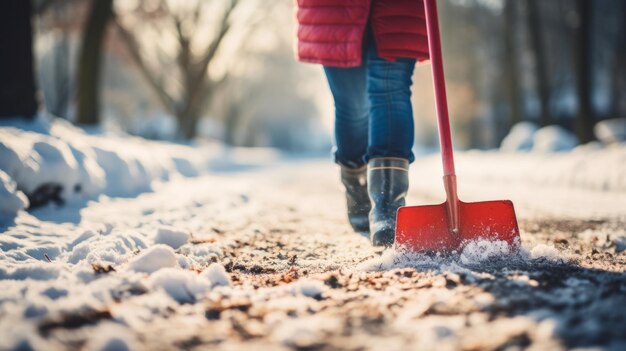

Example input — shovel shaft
[424,0,455,177]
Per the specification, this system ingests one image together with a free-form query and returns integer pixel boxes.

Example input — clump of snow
[527,244,562,262]
[199,263,231,288]
[500,122,538,152]
[532,125,578,152]
[148,264,230,303]
[270,315,341,348]
[128,245,178,273]
[83,323,138,351]
[459,240,511,265]
[594,118,626,144]
[0,170,28,217]
[286,279,326,298]
[356,247,438,271]
[154,226,189,249]
[613,235,626,253]
[148,268,203,303]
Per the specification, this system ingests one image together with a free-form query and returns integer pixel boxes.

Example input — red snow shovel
[395,0,521,253]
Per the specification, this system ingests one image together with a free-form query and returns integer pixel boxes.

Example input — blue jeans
[324,33,416,169]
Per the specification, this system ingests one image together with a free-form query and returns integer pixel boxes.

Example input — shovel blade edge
[395,200,520,253]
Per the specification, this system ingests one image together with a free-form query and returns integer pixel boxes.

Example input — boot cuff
[368,158,409,171]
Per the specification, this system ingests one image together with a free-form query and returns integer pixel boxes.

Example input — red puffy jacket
[295,0,430,67]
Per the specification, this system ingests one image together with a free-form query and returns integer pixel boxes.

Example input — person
[294,0,430,247]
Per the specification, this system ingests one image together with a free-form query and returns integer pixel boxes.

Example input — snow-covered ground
[1,118,625,350]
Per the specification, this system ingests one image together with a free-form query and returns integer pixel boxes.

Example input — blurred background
[4,0,626,151]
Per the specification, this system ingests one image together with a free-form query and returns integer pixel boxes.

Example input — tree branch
[113,17,177,115]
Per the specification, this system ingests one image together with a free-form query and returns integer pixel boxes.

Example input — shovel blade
[395,200,520,253]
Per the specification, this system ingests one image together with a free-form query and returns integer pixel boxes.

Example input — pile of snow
[500,122,538,152]
[500,123,579,152]
[594,118,626,144]
[0,115,220,220]
[532,125,578,152]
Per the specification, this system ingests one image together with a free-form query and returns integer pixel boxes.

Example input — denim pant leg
[323,65,369,169]
[365,42,416,163]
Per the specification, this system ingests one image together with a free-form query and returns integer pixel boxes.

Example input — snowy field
[1,118,625,350]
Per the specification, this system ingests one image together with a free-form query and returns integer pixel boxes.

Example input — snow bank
[500,122,538,152]
[0,115,218,220]
[500,123,579,152]
[0,170,28,217]
[594,118,626,144]
[532,125,578,152]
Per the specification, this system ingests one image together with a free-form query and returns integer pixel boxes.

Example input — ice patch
[154,226,189,249]
[128,245,178,273]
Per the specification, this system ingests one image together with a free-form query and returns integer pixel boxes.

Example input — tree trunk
[503,0,522,128]
[574,0,594,143]
[76,0,113,125]
[0,0,38,119]
[526,0,551,126]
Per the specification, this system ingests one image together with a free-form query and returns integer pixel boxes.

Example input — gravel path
[2,160,625,350]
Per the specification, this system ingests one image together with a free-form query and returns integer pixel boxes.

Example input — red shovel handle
[424,0,455,177]
[424,0,460,233]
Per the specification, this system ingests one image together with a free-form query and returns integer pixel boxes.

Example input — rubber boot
[340,165,371,232]
[368,158,409,247]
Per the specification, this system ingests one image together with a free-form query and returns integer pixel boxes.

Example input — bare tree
[0,0,38,119]
[525,0,551,127]
[502,0,522,128]
[573,0,594,143]
[113,0,246,139]
[76,0,114,125]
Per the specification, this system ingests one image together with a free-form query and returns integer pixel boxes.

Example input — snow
[0,170,28,217]
[500,121,538,151]
[128,245,178,274]
[154,226,190,249]
[84,323,139,351]
[459,240,511,264]
[0,115,220,217]
[532,125,579,152]
[594,118,626,143]
[1,116,625,349]
[500,122,580,152]
[527,244,562,262]
[200,263,231,288]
